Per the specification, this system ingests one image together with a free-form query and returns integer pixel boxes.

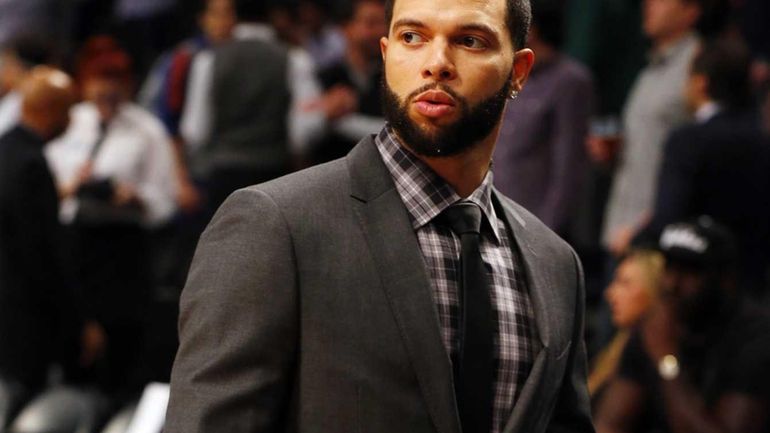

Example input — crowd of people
[0,0,769,431]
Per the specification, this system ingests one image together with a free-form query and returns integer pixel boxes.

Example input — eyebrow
[391,19,501,42]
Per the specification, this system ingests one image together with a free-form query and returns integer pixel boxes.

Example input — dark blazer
[636,110,770,289]
[0,126,75,389]
[166,136,595,433]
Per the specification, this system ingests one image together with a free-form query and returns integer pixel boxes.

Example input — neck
[404,127,499,198]
[654,29,690,53]
[19,118,49,141]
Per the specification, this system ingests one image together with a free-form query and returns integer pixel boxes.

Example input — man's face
[380,0,530,157]
[643,0,699,42]
[662,263,723,327]
[83,78,126,123]
[347,1,388,60]
[201,0,236,44]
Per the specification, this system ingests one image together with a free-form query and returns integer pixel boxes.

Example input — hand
[608,225,635,258]
[586,135,622,165]
[640,301,680,362]
[177,178,202,213]
[302,85,358,120]
[113,182,142,207]
[80,321,107,367]
[61,162,95,198]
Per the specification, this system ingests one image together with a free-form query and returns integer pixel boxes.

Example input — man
[310,0,388,164]
[595,217,770,433]
[494,0,593,237]
[0,67,84,418]
[0,35,55,136]
[601,0,703,257]
[634,38,770,297]
[166,0,594,431]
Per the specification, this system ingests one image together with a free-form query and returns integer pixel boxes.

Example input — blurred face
[83,78,126,122]
[643,0,700,42]
[605,258,654,328]
[380,0,533,157]
[201,0,236,44]
[346,1,388,60]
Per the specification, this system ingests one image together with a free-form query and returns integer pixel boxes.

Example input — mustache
[406,83,466,105]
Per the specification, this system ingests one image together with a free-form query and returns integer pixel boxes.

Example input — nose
[421,38,457,81]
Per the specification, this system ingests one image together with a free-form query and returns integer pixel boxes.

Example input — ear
[380,36,389,61]
[510,48,535,93]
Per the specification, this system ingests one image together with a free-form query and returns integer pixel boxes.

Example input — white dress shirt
[0,91,21,137]
[46,102,178,227]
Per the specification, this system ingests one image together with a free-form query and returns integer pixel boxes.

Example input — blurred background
[0,0,768,431]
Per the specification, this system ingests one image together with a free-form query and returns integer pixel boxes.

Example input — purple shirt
[494,54,593,234]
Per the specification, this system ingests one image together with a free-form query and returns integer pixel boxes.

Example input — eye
[401,31,425,44]
[458,35,487,49]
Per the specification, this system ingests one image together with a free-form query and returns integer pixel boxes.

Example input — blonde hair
[588,249,665,397]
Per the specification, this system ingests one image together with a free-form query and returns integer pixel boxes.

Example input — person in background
[601,0,703,258]
[45,37,177,405]
[595,217,770,433]
[589,249,664,402]
[493,0,593,238]
[309,0,388,164]
[297,0,347,69]
[140,0,236,214]
[0,67,93,424]
[0,35,55,136]
[634,37,770,298]
[180,0,325,216]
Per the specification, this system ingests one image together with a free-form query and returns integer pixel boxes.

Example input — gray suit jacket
[165,136,595,433]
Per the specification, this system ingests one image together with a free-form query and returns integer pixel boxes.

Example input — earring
[510,90,519,100]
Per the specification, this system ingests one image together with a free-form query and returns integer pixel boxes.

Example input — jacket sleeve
[165,187,298,432]
[545,248,596,433]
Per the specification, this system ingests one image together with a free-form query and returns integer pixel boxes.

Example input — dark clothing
[636,110,770,293]
[313,61,384,164]
[0,126,77,390]
[618,302,770,433]
[204,38,291,177]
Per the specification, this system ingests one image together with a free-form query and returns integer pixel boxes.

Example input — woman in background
[588,249,664,403]
[45,36,177,405]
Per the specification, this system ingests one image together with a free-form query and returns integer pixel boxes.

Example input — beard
[381,74,511,158]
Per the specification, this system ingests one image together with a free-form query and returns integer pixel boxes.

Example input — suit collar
[348,136,463,433]
[348,140,559,433]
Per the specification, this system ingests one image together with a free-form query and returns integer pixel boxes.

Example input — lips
[413,90,457,119]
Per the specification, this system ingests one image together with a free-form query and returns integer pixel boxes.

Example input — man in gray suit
[165,0,595,431]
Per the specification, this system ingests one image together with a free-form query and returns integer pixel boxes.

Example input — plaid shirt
[374,126,536,433]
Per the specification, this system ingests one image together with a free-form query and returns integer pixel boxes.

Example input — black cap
[658,216,738,269]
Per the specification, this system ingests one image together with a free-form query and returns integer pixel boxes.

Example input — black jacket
[0,126,78,389]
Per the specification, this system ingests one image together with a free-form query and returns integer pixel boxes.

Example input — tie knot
[439,202,483,235]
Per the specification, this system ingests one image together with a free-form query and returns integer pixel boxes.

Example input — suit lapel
[493,192,557,433]
[346,137,462,433]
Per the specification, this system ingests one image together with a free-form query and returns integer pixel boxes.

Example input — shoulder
[557,56,593,86]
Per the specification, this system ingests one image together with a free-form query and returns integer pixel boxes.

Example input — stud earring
[510,90,519,100]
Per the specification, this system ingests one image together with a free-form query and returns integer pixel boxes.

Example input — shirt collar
[694,101,721,124]
[374,125,502,243]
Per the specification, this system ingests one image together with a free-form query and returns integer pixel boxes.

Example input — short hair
[691,37,752,109]
[383,0,531,50]
[75,36,133,86]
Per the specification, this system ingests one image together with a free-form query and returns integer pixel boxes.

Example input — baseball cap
[658,216,738,269]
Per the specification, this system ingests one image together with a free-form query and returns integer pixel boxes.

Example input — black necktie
[440,202,496,433]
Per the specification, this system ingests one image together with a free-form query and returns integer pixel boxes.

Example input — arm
[165,188,298,432]
[286,47,327,158]
[634,129,696,243]
[594,378,646,433]
[545,249,596,433]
